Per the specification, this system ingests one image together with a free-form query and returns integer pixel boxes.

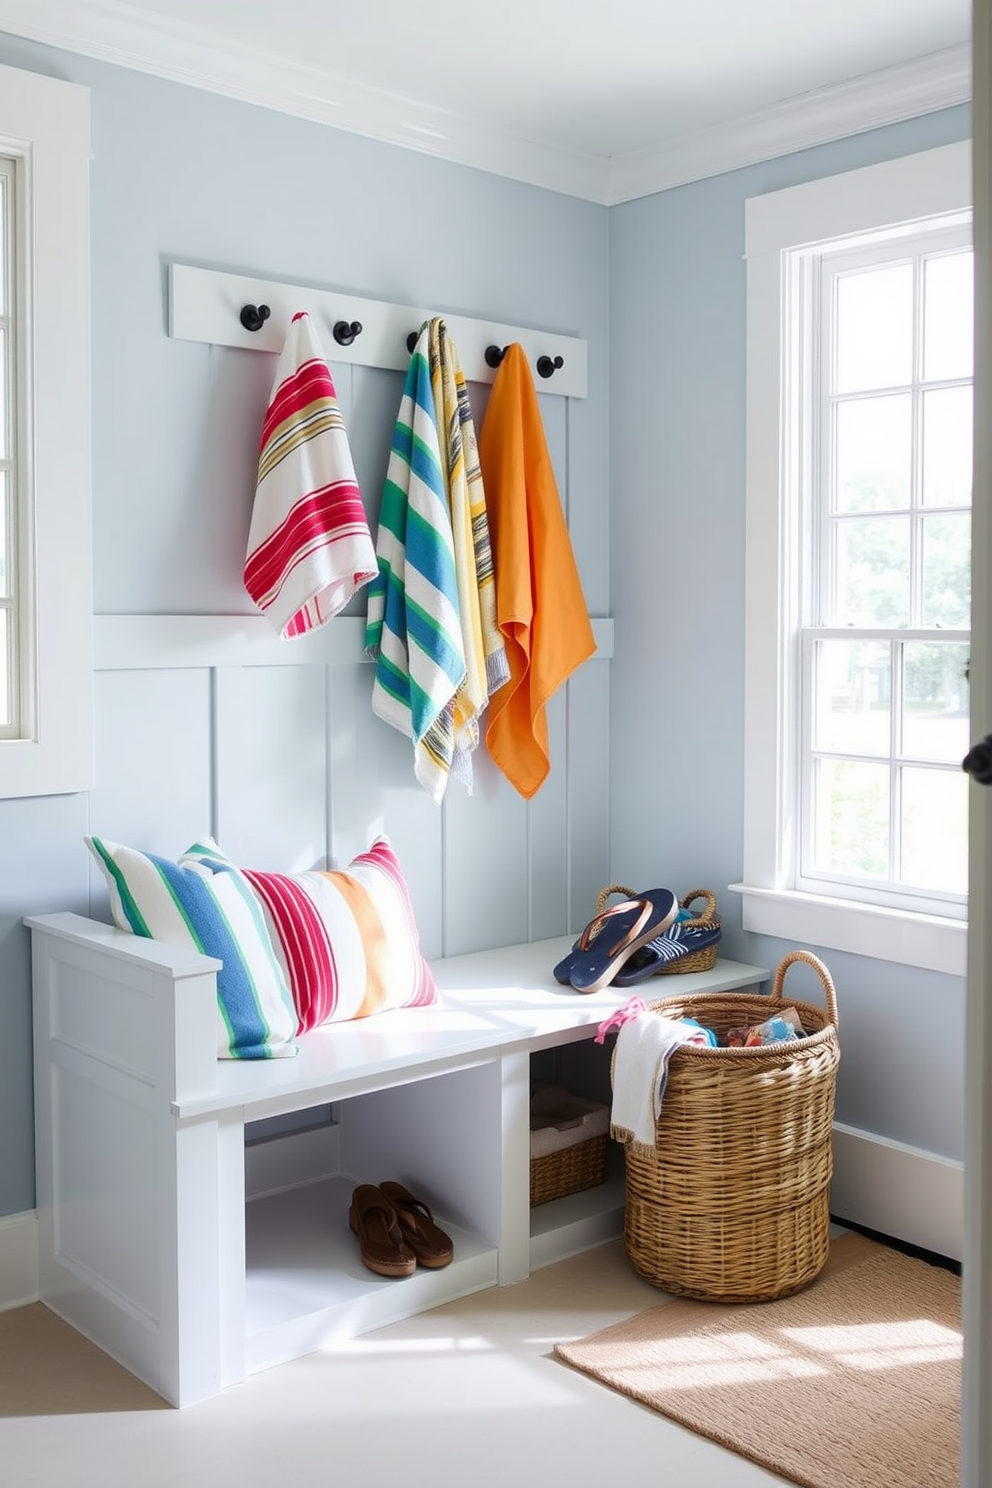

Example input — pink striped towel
[244,311,377,637]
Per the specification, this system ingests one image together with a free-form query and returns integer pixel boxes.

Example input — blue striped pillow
[85,836,298,1060]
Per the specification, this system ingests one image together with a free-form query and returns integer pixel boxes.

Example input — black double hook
[333,320,363,347]
[537,354,564,379]
[488,345,565,379]
[240,303,271,333]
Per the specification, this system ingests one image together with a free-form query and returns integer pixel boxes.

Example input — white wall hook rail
[168,264,588,398]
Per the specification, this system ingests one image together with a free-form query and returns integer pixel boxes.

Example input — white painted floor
[1,1239,787,1488]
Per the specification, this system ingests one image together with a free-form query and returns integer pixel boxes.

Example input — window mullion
[910,251,924,630]
[890,638,903,888]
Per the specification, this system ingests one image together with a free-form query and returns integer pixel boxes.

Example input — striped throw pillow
[85,836,299,1060]
[180,836,438,1033]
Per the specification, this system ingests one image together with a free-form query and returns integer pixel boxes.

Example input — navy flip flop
[553,898,690,985]
[553,883,664,984]
[553,938,582,985]
[611,918,723,986]
[567,887,678,994]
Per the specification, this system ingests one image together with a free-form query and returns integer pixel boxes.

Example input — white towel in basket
[610,1011,702,1156]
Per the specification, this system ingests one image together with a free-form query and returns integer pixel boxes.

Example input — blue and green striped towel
[365,323,466,802]
[430,319,508,786]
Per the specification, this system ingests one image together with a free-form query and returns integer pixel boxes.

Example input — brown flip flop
[348,1184,416,1278]
[379,1181,454,1269]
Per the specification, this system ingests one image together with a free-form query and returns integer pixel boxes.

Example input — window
[804,230,972,909]
[737,142,972,976]
[0,64,92,797]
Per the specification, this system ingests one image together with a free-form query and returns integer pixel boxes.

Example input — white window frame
[0,63,92,798]
[734,141,972,977]
[0,154,15,736]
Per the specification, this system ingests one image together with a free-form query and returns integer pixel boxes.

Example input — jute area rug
[555,1232,960,1488]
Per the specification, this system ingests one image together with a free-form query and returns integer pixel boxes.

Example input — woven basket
[597,884,721,975]
[530,1136,608,1207]
[615,949,840,1303]
[530,1085,609,1206]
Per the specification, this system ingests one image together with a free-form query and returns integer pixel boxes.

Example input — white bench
[26,911,768,1407]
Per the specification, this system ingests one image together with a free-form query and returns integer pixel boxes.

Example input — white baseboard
[0,1210,39,1311]
[830,1122,963,1262]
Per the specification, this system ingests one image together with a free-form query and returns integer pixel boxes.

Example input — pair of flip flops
[610,915,723,983]
[349,1181,454,1277]
[553,886,679,993]
[554,886,722,992]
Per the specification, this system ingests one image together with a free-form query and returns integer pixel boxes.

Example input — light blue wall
[0,33,611,1218]
[608,104,971,1162]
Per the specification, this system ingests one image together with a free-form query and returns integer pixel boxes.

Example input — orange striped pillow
[180,837,437,1033]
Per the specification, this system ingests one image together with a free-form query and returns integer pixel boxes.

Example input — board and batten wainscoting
[89,612,614,960]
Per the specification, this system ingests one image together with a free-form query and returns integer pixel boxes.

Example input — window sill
[727,883,967,977]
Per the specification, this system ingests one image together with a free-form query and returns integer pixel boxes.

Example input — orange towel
[478,344,596,799]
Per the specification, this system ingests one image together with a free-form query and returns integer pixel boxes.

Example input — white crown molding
[608,45,972,204]
[0,2,971,205]
[0,0,610,200]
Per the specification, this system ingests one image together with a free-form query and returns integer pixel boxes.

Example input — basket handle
[595,884,637,914]
[679,889,718,927]
[596,885,717,922]
[771,948,839,1030]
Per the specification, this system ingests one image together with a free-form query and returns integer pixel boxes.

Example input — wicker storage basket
[597,884,721,975]
[615,949,840,1303]
[530,1085,609,1207]
[659,889,721,974]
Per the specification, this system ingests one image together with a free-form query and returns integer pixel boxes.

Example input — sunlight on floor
[613,1331,828,1390]
[598,1312,963,1394]
[780,1318,962,1370]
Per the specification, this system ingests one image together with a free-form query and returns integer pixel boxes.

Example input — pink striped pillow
[180,836,437,1033]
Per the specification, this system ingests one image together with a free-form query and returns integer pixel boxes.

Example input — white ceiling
[0,0,972,202]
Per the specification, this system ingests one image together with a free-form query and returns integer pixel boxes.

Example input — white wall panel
[565,394,611,619]
[215,664,329,870]
[538,387,608,623]
[539,390,568,491]
[528,689,570,942]
[443,741,528,956]
[326,661,445,960]
[89,669,213,862]
[52,1063,160,1319]
[565,661,612,933]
